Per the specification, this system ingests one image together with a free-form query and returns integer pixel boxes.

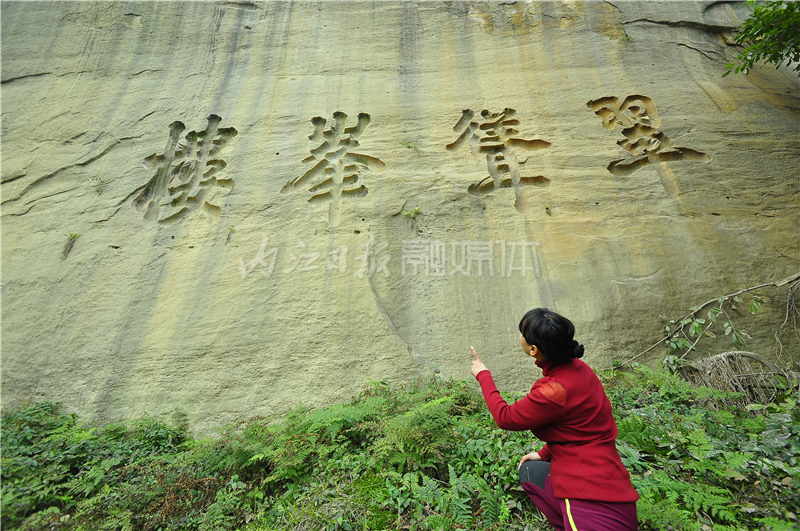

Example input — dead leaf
[723,468,746,481]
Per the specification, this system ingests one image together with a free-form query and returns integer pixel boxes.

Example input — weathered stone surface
[2,1,798,436]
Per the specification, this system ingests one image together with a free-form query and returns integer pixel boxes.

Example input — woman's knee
[519,460,550,490]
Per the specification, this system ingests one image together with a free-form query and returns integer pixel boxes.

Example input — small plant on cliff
[620,273,800,369]
[660,292,763,359]
[61,233,80,261]
[400,141,419,151]
[619,33,633,42]
[401,207,421,220]
[724,0,800,77]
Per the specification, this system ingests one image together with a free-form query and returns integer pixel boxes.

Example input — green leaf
[732,333,744,347]
[749,296,764,314]
[725,1,800,78]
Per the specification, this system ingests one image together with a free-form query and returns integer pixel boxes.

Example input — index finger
[470,346,479,359]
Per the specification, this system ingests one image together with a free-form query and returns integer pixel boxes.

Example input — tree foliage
[724,0,800,77]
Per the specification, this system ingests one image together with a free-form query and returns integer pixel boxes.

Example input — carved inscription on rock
[132,114,238,226]
[587,95,711,197]
[467,2,543,36]
[447,108,551,215]
[281,112,386,227]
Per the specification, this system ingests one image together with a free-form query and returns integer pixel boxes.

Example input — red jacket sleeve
[538,444,552,462]
[475,370,567,432]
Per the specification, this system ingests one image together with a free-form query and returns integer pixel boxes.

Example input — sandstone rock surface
[2,1,798,435]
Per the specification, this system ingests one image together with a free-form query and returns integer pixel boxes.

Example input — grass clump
[2,368,798,530]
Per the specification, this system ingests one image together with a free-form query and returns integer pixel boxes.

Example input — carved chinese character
[133,114,237,226]
[447,108,551,215]
[587,95,711,197]
[281,112,386,227]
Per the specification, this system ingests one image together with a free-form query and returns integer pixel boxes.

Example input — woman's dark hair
[519,308,585,365]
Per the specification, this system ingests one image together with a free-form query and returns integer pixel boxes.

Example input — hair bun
[571,340,585,359]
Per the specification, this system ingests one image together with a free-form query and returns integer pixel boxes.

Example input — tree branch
[620,272,800,367]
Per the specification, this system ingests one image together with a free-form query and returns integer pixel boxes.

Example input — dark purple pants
[519,462,637,531]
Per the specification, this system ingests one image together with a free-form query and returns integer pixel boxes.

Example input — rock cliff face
[2,1,798,435]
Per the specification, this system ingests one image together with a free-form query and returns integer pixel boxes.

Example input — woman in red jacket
[470,308,639,531]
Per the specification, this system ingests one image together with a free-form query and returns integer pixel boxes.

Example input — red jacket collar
[535,358,574,376]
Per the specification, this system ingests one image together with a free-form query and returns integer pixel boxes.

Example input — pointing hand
[470,346,488,377]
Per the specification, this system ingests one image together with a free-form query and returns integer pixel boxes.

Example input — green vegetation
[606,367,798,531]
[620,274,799,370]
[400,142,419,151]
[662,292,764,358]
[401,208,421,220]
[724,0,800,78]
[2,367,798,531]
